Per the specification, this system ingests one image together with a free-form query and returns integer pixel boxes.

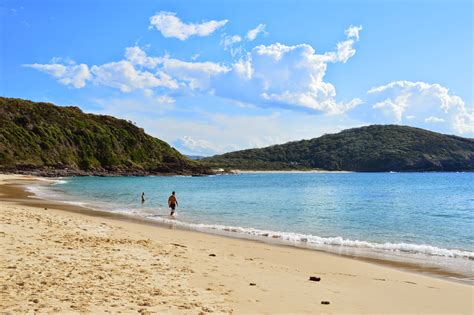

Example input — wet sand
[1,174,473,314]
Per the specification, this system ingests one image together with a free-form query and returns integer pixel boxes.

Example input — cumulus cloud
[24,25,364,116]
[149,11,228,40]
[91,61,178,92]
[365,80,474,134]
[23,62,91,88]
[124,46,162,69]
[213,25,363,114]
[162,57,230,90]
[24,46,228,94]
[246,24,266,41]
[122,46,230,91]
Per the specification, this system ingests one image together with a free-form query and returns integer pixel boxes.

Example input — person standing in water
[141,192,145,203]
[168,191,178,216]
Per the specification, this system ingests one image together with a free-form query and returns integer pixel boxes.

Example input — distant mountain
[185,155,207,161]
[202,125,474,172]
[0,97,212,176]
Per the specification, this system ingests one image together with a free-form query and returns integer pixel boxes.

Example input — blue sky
[1,0,473,155]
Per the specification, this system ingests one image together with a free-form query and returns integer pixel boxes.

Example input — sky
[1,0,473,156]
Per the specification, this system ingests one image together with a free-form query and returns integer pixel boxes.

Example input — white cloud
[25,46,228,94]
[173,136,217,156]
[213,25,363,114]
[125,46,162,69]
[91,60,178,92]
[321,25,362,63]
[253,42,293,60]
[365,80,474,134]
[150,111,363,155]
[424,116,445,123]
[162,57,230,90]
[123,46,229,91]
[372,94,410,122]
[331,39,357,63]
[221,34,242,48]
[142,89,175,104]
[23,62,91,88]
[149,11,228,40]
[345,25,362,40]
[220,34,243,57]
[246,24,266,41]
[25,24,363,115]
[233,57,253,80]
[221,23,267,57]
[155,95,175,104]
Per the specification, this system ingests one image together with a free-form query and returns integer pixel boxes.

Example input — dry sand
[0,174,472,314]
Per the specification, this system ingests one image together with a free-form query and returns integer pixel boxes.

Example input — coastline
[237,170,353,174]
[0,167,214,177]
[18,174,474,282]
[1,174,473,313]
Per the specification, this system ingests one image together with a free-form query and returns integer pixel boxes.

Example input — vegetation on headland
[202,125,474,172]
[0,97,212,176]
[2,97,472,174]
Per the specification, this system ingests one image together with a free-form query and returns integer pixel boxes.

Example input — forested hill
[0,97,212,176]
[202,125,474,172]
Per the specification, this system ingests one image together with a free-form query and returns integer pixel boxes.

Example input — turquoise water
[32,173,474,277]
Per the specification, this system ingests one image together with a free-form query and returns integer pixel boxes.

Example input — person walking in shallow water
[141,192,145,203]
[168,191,178,216]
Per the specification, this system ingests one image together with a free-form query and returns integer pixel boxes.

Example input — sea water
[29,173,474,282]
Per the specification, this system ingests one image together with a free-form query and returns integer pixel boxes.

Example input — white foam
[62,201,88,207]
[146,216,474,260]
[51,179,68,185]
[33,177,68,185]
[25,185,52,198]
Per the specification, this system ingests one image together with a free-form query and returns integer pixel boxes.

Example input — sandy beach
[0,174,472,314]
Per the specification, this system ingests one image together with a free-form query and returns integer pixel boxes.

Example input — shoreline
[237,170,353,174]
[0,167,214,177]
[7,175,474,284]
[24,174,474,284]
[235,170,473,174]
[1,174,473,313]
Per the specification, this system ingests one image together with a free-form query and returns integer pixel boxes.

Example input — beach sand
[0,174,472,314]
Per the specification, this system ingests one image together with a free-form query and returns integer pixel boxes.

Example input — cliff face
[0,97,212,176]
[203,125,474,172]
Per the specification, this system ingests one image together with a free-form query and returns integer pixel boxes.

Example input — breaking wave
[147,215,474,260]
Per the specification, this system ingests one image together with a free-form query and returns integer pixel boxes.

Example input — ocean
[29,172,474,282]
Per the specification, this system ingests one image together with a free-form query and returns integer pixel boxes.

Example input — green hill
[0,97,211,176]
[202,125,474,172]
